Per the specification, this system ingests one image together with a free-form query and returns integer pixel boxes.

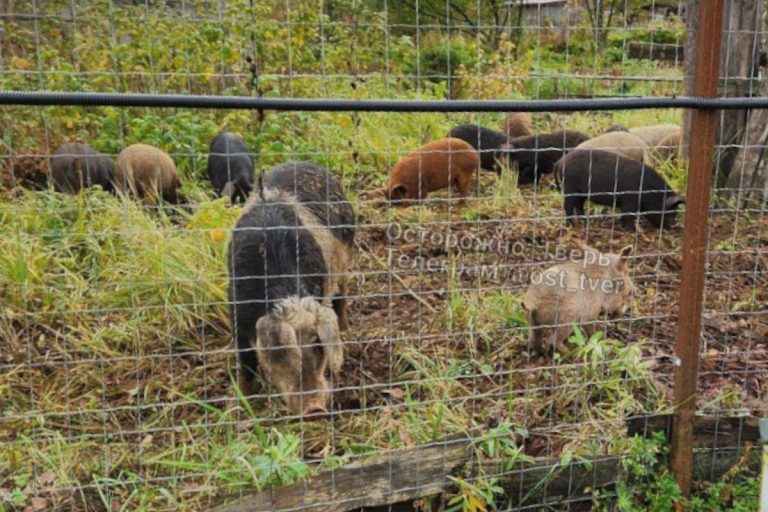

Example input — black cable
[1,90,768,111]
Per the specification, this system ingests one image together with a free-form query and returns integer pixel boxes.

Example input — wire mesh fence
[0,1,766,511]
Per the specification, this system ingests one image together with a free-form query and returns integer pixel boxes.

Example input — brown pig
[379,138,479,205]
[576,132,651,164]
[629,124,681,148]
[501,112,533,138]
[523,245,635,355]
[654,131,682,163]
[115,144,183,204]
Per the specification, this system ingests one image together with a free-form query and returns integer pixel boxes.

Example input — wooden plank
[210,437,472,512]
[488,448,759,508]
[628,414,762,446]
[208,416,761,512]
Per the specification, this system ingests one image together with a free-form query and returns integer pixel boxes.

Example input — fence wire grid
[0,1,767,512]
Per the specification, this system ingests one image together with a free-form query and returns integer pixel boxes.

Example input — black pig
[556,149,685,230]
[50,143,115,193]
[495,130,589,185]
[447,124,510,172]
[208,132,254,203]
[228,161,355,417]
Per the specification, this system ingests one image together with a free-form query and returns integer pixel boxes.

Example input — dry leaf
[35,472,55,489]
[30,497,48,511]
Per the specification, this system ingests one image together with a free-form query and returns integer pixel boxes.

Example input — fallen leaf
[30,497,48,511]
[139,434,153,451]
[36,472,56,488]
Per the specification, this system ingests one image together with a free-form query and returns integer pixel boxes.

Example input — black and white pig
[555,149,685,231]
[447,124,510,172]
[228,161,355,417]
[208,132,254,204]
[494,130,590,185]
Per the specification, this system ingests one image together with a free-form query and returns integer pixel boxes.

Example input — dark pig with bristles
[555,149,685,231]
[228,161,355,417]
[50,142,115,194]
[494,130,590,185]
[447,124,510,172]
[207,132,254,204]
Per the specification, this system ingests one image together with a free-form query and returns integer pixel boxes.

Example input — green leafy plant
[446,475,504,512]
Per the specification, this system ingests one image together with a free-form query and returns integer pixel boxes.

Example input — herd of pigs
[37,113,685,417]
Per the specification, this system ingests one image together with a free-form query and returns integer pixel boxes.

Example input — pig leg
[232,304,260,396]
[333,280,349,331]
[554,325,574,353]
[454,169,473,201]
[619,198,640,231]
[564,194,585,226]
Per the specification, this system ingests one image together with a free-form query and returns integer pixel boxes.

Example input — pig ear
[617,245,633,270]
[316,307,343,375]
[256,316,291,350]
[389,184,408,201]
[256,316,300,364]
[665,195,685,208]
[256,316,278,349]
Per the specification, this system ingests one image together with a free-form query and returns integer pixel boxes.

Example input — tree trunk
[683,0,763,194]
[725,9,768,205]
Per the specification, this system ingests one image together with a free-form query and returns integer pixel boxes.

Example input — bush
[402,33,479,87]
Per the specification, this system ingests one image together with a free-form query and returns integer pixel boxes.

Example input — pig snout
[302,403,329,418]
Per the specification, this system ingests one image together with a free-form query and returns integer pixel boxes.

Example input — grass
[1,3,764,510]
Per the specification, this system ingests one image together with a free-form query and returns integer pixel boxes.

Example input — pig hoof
[237,375,257,397]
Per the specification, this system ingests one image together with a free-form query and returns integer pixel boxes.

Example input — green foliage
[689,471,760,512]
[597,432,760,511]
[446,475,504,512]
[552,328,658,414]
[402,33,479,85]
[475,422,533,471]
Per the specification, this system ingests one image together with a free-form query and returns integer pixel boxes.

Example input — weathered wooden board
[209,415,761,512]
[210,437,472,512]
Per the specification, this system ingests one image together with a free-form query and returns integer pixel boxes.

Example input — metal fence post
[671,0,726,496]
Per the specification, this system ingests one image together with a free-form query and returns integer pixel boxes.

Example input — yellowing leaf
[11,57,30,70]
[210,228,225,242]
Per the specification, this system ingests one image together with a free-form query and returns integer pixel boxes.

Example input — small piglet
[446,124,509,172]
[376,138,479,204]
[556,149,684,231]
[208,132,254,203]
[115,144,183,204]
[50,142,115,194]
[501,112,533,138]
[495,130,590,185]
[524,245,635,355]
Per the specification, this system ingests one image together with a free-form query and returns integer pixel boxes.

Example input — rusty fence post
[671,0,726,497]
